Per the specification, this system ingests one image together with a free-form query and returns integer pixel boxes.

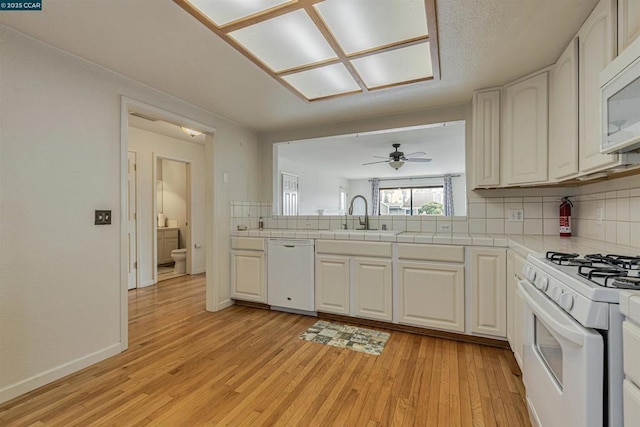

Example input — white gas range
[519,251,640,427]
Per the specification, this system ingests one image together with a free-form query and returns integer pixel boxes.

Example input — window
[379,186,444,215]
[339,187,348,215]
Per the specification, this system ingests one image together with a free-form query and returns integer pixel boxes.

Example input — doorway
[155,156,191,282]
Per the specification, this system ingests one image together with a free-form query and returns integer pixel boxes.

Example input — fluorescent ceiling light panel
[314,0,428,54]
[229,10,337,72]
[282,63,361,99]
[188,0,292,26]
[352,43,433,89]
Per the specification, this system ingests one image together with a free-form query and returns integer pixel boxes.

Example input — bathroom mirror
[273,121,467,216]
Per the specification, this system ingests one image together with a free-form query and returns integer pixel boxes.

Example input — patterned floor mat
[299,320,390,356]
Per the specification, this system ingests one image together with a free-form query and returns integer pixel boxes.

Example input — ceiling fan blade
[404,158,432,162]
[362,160,390,165]
[372,155,391,159]
[403,151,426,157]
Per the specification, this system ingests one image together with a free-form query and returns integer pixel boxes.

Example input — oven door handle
[517,280,584,346]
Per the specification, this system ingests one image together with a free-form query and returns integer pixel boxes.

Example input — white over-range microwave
[601,36,640,154]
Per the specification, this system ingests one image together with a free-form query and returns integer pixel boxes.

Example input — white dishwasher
[267,239,315,313]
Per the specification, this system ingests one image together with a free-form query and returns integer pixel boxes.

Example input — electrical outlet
[94,210,112,225]
[508,209,524,222]
[596,207,604,226]
[438,223,451,231]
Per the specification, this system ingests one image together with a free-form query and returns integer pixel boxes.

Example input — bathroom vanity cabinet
[157,228,179,265]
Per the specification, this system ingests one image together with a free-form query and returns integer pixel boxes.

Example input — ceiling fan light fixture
[389,160,404,170]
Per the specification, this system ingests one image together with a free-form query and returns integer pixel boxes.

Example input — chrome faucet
[348,195,370,230]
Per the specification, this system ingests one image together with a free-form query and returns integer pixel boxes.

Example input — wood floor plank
[0,274,530,426]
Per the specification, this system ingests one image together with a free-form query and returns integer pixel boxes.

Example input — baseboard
[217,299,233,310]
[0,342,122,404]
[138,279,155,288]
[191,267,206,274]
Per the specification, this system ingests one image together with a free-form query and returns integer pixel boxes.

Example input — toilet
[171,248,187,274]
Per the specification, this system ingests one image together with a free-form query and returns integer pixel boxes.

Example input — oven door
[518,280,603,427]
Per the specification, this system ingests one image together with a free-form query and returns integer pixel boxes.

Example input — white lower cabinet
[397,260,465,332]
[315,254,350,315]
[506,250,526,368]
[230,237,266,303]
[231,249,266,303]
[353,257,392,321]
[469,248,507,338]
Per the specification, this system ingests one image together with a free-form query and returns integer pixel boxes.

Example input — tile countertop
[230,229,639,258]
[620,291,640,324]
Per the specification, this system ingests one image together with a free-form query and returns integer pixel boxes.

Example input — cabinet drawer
[162,229,178,239]
[315,240,392,258]
[624,379,640,427]
[231,237,265,251]
[397,244,464,263]
[623,320,640,386]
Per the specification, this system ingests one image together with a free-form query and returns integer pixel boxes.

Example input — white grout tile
[605,199,617,221]
[617,222,630,246]
[543,202,559,219]
[468,202,486,218]
[487,218,505,234]
[487,202,505,219]
[605,221,617,243]
[468,219,487,234]
[617,198,630,221]
[630,223,640,248]
[504,221,523,235]
[523,219,543,235]
[631,197,640,222]
[543,219,558,236]
[524,203,543,219]
[453,220,469,233]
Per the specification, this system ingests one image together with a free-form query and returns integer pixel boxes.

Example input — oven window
[535,316,563,388]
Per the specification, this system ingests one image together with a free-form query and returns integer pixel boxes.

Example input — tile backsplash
[230,176,639,250]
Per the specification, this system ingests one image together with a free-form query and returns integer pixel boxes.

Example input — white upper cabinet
[578,0,620,174]
[549,38,580,181]
[472,90,501,188]
[503,72,549,185]
[618,0,640,53]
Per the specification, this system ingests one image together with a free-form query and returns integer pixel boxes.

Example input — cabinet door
[549,38,580,180]
[619,0,640,53]
[472,90,501,188]
[512,274,525,369]
[164,236,179,263]
[470,248,507,337]
[315,254,350,315]
[578,0,620,173]
[157,231,164,264]
[353,257,392,321]
[504,72,549,185]
[397,261,465,332]
[231,249,266,303]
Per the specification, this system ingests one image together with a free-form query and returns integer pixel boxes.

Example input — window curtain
[371,178,380,215]
[443,175,454,216]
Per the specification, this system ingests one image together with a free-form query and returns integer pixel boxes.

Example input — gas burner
[546,251,579,265]
[605,255,640,270]
[585,254,610,263]
[578,265,627,284]
[607,276,640,289]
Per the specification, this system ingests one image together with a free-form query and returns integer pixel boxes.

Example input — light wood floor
[0,275,531,426]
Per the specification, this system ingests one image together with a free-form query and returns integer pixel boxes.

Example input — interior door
[281,172,298,215]
[127,151,138,289]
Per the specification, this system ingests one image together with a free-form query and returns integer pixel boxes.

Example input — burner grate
[546,251,579,265]
[578,265,627,282]
[608,276,640,290]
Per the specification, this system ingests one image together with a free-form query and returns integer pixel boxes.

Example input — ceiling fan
[362,143,432,170]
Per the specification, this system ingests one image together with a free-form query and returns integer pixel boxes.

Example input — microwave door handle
[517,280,584,346]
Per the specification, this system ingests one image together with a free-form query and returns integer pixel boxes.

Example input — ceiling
[0,0,598,133]
[277,120,465,180]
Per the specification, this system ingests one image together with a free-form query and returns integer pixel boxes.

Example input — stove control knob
[559,293,575,311]
[550,285,562,301]
[536,276,549,291]
[526,267,536,282]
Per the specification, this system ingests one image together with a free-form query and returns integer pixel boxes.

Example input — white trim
[0,343,121,404]
[138,279,155,288]
[191,267,206,274]
[121,96,220,359]
[218,299,234,310]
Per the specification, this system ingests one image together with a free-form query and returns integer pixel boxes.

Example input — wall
[277,157,350,215]
[159,159,188,248]
[129,128,205,286]
[0,26,262,403]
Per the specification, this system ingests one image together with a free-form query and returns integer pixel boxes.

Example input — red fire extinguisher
[559,196,573,237]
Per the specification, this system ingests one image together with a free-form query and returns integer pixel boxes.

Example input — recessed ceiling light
[174,0,440,102]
